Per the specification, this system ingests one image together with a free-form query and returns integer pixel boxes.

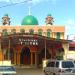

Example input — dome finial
[28,5,31,15]
[28,0,32,15]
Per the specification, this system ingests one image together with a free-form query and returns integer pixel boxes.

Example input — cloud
[28,0,48,5]
[66,19,75,25]
[30,0,57,5]
[0,0,10,2]
[64,19,75,39]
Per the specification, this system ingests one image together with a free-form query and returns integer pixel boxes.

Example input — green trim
[56,32,61,39]
[38,32,42,36]
[47,32,50,37]
[29,29,34,35]
[2,29,8,36]
[11,29,16,34]
[3,31,8,36]
[38,29,42,36]
[20,29,25,34]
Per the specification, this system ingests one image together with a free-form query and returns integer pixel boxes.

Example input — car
[43,60,75,75]
[0,61,16,75]
[0,66,16,75]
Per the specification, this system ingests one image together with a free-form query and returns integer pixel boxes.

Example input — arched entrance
[39,48,51,66]
[20,47,31,65]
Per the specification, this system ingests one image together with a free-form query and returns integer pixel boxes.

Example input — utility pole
[67,35,69,40]
[45,37,46,60]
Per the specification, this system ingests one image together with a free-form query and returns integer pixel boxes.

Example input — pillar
[8,39,10,60]
[31,52,33,66]
[17,52,20,65]
[18,52,20,65]
[0,51,3,61]
[50,45,55,59]
[48,48,52,59]
[62,42,69,60]
[14,52,17,65]
[0,38,4,61]
[35,52,38,68]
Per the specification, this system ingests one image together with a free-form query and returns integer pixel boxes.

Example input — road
[16,68,44,75]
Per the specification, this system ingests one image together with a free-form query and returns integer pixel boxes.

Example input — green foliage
[56,52,64,60]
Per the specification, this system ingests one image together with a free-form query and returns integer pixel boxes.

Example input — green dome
[21,15,38,25]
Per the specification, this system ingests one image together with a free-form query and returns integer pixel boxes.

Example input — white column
[62,42,69,60]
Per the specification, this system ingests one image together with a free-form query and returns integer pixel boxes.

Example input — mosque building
[0,13,69,67]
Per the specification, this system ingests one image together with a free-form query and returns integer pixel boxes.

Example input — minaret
[45,14,54,25]
[2,14,10,25]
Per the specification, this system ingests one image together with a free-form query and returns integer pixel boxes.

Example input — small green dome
[21,15,38,25]
[4,14,8,17]
[47,14,52,16]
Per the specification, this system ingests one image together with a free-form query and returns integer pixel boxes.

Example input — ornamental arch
[20,46,31,65]
[47,29,52,37]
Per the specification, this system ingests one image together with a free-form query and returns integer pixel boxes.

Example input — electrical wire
[0,0,32,8]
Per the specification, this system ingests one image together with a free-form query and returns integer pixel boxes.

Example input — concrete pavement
[16,68,44,75]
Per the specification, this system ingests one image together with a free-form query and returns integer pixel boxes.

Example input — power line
[0,0,32,8]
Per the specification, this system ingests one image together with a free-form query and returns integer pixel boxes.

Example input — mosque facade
[0,14,69,67]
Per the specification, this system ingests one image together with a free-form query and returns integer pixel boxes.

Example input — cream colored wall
[65,51,75,60]
[0,25,65,39]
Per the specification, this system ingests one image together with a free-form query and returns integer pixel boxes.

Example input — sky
[0,0,75,39]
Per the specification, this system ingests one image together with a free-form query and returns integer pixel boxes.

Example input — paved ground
[16,68,44,75]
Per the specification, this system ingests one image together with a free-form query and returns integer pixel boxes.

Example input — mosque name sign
[18,38,38,45]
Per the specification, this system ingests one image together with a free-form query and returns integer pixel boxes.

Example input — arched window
[11,29,16,34]
[38,29,42,36]
[56,32,61,39]
[2,29,8,36]
[20,29,25,34]
[29,29,34,35]
[47,29,51,37]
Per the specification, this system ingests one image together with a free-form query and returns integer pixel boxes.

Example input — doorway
[20,47,31,65]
